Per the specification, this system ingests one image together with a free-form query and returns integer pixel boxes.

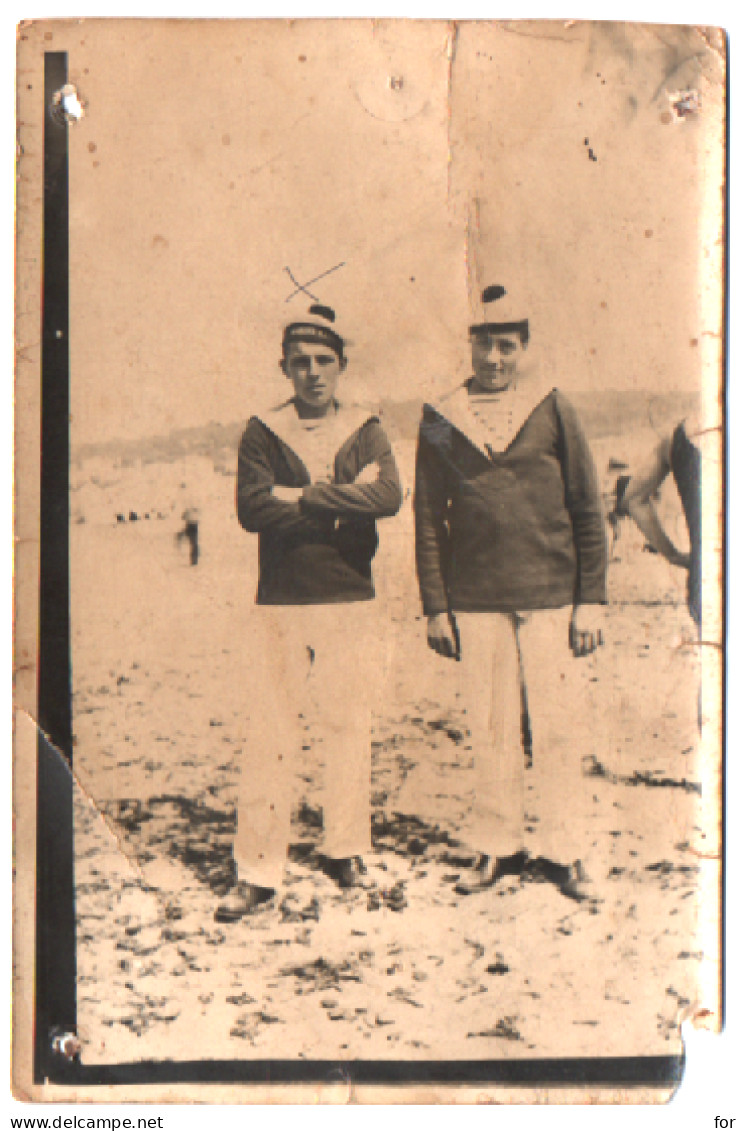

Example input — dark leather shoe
[215,881,275,922]
[558,860,598,903]
[531,857,598,902]
[324,855,365,889]
[455,850,529,895]
[530,856,570,884]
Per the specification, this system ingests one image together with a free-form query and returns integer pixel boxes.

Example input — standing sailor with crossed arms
[218,303,402,921]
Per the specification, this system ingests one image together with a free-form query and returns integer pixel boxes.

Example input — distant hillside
[72,420,247,470]
[568,389,700,442]
[378,389,700,444]
[72,388,700,468]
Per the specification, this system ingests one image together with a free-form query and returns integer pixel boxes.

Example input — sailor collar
[255,397,378,454]
[425,380,555,458]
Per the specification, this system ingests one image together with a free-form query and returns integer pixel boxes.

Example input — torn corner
[690,1009,718,1032]
[18,706,73,771]
[17,706,156,899]
[679,989,723,1037]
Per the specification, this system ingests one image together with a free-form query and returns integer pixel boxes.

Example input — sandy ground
[69,430,716,1066]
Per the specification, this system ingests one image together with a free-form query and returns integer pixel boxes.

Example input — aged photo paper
[14,18,725,1103]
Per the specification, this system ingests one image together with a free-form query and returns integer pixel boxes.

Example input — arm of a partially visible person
[298,420,403,520]
[622,433,690,569]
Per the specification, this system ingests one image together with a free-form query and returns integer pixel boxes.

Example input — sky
[14,18,724,446]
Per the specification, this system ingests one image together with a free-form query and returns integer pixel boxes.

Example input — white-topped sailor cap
[469,285,530,345]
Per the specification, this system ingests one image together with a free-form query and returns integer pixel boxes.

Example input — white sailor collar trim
[254,398,378,454]
[428,380,556,456]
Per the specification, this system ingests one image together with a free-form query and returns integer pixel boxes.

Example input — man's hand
[570,605,605,657]
[427,612,460,660]
[273,485,304,504]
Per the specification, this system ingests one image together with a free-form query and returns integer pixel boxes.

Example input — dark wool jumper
[414,388,607,616]
[237,412,402,606]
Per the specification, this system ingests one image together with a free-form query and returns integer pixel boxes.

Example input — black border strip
[57,1056,685,1089]
[31,45,703,1093]
[36,50,77,1085]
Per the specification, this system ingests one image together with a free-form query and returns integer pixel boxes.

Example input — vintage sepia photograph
[13,18,725,1101]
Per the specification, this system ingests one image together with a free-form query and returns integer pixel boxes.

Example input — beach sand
[69,412,715,1067]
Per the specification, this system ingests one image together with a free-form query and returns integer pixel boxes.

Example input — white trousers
[234,602,378,890]
[458,607,594,865]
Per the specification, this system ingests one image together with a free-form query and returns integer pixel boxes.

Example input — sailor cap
[469,285,530,344]
[283,303,345,358]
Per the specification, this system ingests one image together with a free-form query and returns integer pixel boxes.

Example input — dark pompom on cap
[481,284,506,305]
[308,303,336,323]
